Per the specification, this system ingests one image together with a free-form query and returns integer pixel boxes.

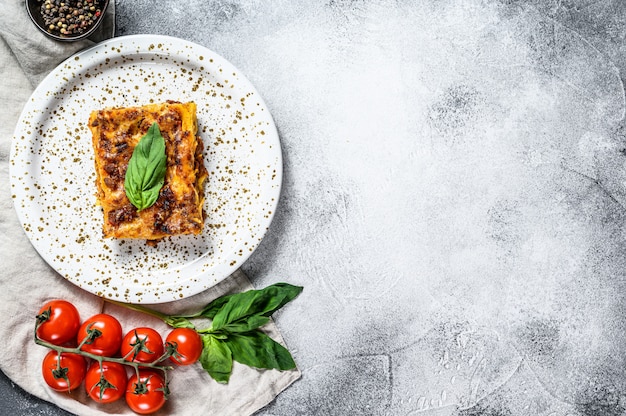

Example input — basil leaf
[211,283,303,330]
[225,330,296,370]
[124,122,167,211]
[199,335,232,383]
[222,315,270,333]
[198,295,233,320]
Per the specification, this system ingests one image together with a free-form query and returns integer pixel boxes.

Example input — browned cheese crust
[89,101,208,241]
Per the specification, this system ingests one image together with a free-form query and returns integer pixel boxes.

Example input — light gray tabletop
[3,1,626,415]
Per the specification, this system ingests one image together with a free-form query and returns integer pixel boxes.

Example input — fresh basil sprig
[197,283,302,382]
[124,122,167,211]
[108,283,303,384]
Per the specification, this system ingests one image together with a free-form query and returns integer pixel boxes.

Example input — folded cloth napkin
[0,1,300,415]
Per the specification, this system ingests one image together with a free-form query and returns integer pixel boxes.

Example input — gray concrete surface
[3,0,626,415]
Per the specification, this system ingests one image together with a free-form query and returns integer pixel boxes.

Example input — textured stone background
[3,0,626,415]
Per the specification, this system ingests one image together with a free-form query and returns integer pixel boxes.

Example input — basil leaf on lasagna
[124,122,167,211]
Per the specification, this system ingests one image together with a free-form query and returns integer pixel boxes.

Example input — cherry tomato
[36,300,81,345]
[126,370,167,415]
[85,361,127,403]
[165,328,203,365]
[41,350,86,392]
[77,314,123,356]
[121,327,164,364]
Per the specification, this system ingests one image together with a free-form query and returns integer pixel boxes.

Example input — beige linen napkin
[0,1,299,415]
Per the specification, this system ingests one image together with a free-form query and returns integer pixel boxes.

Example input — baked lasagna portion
[89,101,208,241]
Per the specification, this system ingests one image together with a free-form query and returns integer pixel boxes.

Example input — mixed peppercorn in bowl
[26,0,109,41]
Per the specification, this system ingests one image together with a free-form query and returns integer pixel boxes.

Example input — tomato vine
[34,318,173,398]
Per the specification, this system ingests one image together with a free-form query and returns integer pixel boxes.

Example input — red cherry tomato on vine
[77,313,123,356]
[36,300,81,345]
[126,370,167,414]
[41,350,86,392]
[85,361,127,403]
[121,327,164,364]
[165,328,203,365]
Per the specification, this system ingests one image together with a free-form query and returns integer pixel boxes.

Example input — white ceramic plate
[10,35,282,304]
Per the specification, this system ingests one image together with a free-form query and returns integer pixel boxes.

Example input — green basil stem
[104,298,210,333]
[104,299,194,329]
[105,299,169,321]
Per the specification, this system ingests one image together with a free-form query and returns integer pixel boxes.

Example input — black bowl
[26,0,110,42]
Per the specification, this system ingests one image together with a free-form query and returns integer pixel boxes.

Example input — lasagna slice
[89,101,208,241]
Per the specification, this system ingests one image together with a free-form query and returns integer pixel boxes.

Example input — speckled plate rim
[10,34,282,304]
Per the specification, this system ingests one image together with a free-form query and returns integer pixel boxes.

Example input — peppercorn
[37,0,103,37]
